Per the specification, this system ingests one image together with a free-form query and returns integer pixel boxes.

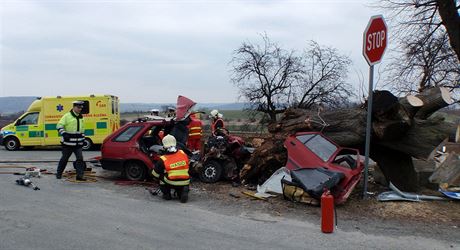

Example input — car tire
[82,138,93,151]
[4,137,20,151]
[199,160,223,183]
[124,161,146,181]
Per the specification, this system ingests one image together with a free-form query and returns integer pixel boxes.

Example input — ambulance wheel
[124,161,146,181]
[82,138,93,151]
[4,137,20,151]
[199,160,222,183]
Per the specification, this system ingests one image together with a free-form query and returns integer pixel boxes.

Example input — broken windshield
[296,134,338,162]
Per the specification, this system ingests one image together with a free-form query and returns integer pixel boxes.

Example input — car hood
[175,95,196,121]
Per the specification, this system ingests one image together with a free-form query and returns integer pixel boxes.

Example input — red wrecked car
[284,132,364,204]
[99,96,196,180]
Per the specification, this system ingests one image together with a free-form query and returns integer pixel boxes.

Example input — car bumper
[100,159,125,172]
[0,134,3,145]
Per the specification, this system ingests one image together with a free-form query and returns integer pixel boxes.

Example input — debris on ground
[229,192,241,198]
[439,189,460,200]
[255,167,290,198]
[430,152,460,187]
[281,178,319,206]
[241,191,267,201]
[377,182,447,202]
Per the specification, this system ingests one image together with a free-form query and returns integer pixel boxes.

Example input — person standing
[56,101,86,181]
[152,135,190,203]
[167,107,176,118]
[209,109,225,136]
[187,113,203,151]
[150,109,160,116]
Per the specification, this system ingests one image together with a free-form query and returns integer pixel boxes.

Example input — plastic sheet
[439,190,460,200]
[255,167,291,197]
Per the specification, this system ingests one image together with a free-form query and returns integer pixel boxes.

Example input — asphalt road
[0,148,458,250]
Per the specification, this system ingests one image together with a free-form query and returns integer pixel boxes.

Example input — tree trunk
[241,88,456,191]
[370,145,418,192]
[436,0,460,62]
[375,118,456,160]
[268,108,367,146]
[415,87,453,119]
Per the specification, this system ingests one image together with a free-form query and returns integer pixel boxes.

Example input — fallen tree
[241,87,456,191]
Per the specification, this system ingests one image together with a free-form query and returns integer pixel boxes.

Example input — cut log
[415,87,453,119]
[399,95,424,119]
[429,152,460,186]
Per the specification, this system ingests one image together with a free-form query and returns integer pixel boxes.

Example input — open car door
[175,95,196,121]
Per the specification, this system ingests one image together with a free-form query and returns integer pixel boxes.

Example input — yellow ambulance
[0,95,120,151]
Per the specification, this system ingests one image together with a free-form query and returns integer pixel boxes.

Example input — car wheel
[82,138,93,151]
[124,161,146,181]
[199,160,223,183]
[5,137,20,151]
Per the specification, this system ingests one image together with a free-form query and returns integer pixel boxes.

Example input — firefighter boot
[180,185,189,203]
[160,185,172,200]
[76,176,87,181]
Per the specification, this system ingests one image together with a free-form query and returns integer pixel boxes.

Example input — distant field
[121,110,264,122]
[120,110,266,133]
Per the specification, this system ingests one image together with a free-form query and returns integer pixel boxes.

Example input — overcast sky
[0,0,380,103]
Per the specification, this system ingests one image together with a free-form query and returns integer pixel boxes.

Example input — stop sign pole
[362,15,387,198]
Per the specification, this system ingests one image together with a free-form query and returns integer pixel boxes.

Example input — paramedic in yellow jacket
[152,135,190,203]
[56,101,86,181]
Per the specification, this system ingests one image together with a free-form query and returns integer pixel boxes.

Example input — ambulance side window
[81,101,90,114]
[17,112,39,125]
[111,99,115,114]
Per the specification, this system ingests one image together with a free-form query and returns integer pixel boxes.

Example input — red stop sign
[363,15,387,66]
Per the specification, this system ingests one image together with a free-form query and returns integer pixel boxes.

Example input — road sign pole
[363,64,374,198]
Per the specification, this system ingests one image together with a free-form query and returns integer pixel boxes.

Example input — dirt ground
[191,179,460,227]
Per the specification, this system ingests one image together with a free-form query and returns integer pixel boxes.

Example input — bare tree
[437,0,460,61]
[379,0,460,60]
[292,41,353,109]
[231,35,302,122]
[385,29,460,94]
[379,0,460,94]
[231,36,354,122]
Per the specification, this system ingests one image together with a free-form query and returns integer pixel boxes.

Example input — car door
[15,112,43,146]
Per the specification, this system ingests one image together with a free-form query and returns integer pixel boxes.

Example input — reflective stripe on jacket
[211,118,224,135]
[56,110,85,146]
[188,118,203,139]
[159,150,190,182]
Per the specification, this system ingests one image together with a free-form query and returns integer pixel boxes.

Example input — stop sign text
[363,15,387,65]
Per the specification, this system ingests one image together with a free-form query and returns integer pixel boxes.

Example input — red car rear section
[284,132,364,204]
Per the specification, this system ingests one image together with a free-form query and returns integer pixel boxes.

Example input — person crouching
[152,135,190,203]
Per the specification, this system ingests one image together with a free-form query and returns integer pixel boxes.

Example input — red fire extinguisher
[321,190,335,233]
